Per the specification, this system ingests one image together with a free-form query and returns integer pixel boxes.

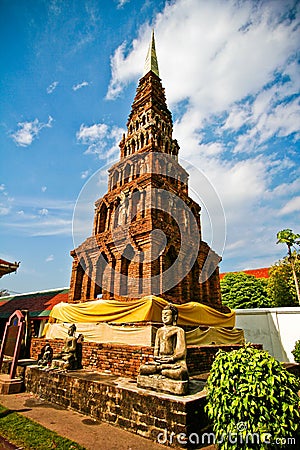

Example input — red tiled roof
[220,267,270,280]
[0,288,69,319]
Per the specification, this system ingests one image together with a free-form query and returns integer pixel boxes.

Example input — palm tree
[277,229,300,305]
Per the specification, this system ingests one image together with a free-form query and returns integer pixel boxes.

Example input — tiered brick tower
[69,32,223,310]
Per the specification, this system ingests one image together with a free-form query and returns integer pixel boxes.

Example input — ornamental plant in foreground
[292,340,300,364]
[205,344,300,449]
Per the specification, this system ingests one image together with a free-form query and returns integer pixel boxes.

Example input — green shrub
[220,272,271,309]
[292,340,300,363]
[205,344,300,449]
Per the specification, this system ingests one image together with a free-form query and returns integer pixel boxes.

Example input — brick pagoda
[69,32,223,311]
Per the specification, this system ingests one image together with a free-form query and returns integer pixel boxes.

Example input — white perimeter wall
[235,307,300,362]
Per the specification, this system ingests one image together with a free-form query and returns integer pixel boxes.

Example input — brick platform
[25,366,210,448]
[31,338,262,378]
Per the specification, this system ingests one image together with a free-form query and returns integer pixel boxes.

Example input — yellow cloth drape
[186,326,244,345]
[44,322,243,346]
[50,296,235,327]
[45,322,155,346]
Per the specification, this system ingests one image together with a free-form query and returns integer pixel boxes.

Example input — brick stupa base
[31,338,261,378]
[25,366,209,448]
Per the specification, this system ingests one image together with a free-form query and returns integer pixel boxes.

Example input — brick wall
[25,366,209,448]
[31,338,262,378]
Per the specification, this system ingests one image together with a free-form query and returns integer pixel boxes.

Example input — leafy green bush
[292,340,300,363]
[220,272,271,309]
[205,344,300,449]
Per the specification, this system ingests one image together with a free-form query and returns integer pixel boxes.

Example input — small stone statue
[37,343,53,367]
[137,304,189,395]
[50,324,82,371]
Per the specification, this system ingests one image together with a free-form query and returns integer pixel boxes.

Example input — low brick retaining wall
[25,366,210,448]
[30,338,262,377]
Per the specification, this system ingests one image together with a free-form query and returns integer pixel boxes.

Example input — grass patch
[0,404,86,449]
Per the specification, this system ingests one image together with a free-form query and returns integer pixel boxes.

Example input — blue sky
[1,0,299,294]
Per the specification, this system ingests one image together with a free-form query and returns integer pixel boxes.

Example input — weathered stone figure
[138,304,189,395]
[50,324,81,371]
[37,343,53,367]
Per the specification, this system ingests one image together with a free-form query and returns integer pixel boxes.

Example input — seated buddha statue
[50,324,80,370]
[139,304,189,382]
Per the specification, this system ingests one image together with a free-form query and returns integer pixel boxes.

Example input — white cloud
[279,196,300,216]
[46,254,54,262]
[39,208,49,216]
[77,123,108,141]
[41,186,47,192]
[0,184,5,191]
[46,81,59,94]
[11,116,53,147]
[117,0,129,8]
[0,196,74,237]
[269,179,300,200]
[107,1,299,107]
[2,211,72,237]
[16,197,74,211]
[72,81,89,91]
[0,204,10,216]
[231,88,300,154]
[9,217,72,237]
[81,170,90,179]
[222,103,251,131]
[76,122,125,160]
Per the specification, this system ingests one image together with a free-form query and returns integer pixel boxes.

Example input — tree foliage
[205,345,300,450]
[276,229,300,248]
[276,229,300,305]
[292,340,300,364]
[220,272,271,309]
[267,253,300,307]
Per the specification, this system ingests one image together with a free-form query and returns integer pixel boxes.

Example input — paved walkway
[0,392,167,450]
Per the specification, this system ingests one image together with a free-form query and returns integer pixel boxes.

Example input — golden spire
[143,30,159,77]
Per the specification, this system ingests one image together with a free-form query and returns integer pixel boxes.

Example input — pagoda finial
[143,30,159,77]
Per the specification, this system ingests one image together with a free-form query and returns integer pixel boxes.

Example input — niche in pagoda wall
[85,258,93,300]
[120,244,135,296]
[131,138,136,153]
[74,258,86,301]
[114,196,129,227]
[113,198,121,227]
[130,188,141,221]
[97,202,108,233]
[162,245,178,297]
[123,163,131,184]
[112,170,120,190]
[191,259,200,301]
[94,252,109,298]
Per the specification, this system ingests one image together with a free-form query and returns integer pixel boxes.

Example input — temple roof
[143,30,159,77]
[0,287,69,319]
[0,258,20,278]
[220,268,270,280]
